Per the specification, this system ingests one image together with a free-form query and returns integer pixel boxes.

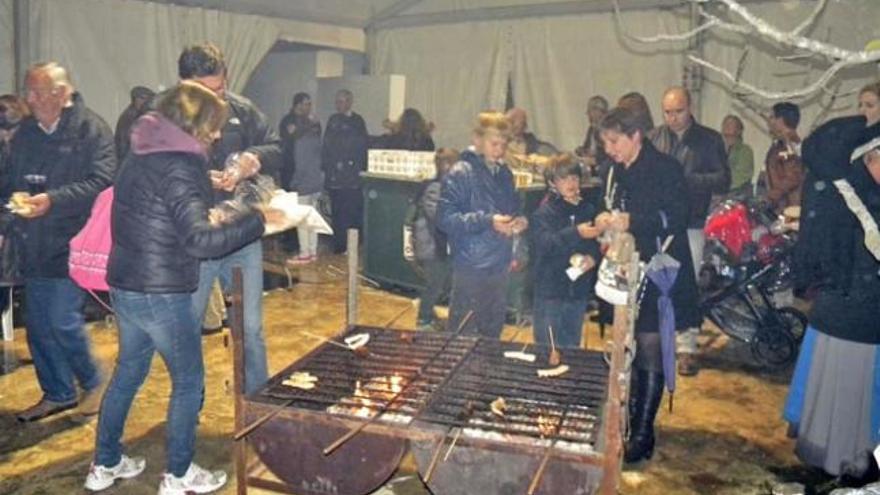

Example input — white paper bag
[263,191,333,236]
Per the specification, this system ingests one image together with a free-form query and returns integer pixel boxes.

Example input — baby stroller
[699,195,807,370]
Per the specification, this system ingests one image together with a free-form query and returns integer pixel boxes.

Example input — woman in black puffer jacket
[87,82,270,494]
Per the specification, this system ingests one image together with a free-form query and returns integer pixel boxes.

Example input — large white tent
[2,0,879,156]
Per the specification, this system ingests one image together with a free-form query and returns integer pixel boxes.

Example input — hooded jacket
[437,149,520,273]
[530,191,600,301]
[807,127,880,345]
[6,93,116,279]
[107,112,264,293]
[795,115,873,291]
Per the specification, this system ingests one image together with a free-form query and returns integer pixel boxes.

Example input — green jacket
[727,141,754,190]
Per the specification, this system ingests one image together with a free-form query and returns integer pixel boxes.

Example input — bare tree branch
[716,0,856,61]
[791,0,828,37]
[612,0,880,100]
[612,0,718,43]
[688,53,850,100]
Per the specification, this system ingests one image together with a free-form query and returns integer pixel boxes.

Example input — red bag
[69,187,113,292]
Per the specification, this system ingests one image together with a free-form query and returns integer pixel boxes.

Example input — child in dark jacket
[414,148,459,330]
[530,154,602,348]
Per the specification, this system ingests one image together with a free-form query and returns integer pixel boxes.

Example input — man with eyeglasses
[178,42,281,396]
[6,62,116,422]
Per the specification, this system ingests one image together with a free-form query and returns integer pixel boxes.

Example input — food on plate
[537,364,570,378]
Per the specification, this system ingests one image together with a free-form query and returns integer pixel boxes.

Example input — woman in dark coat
[784,126,880,481]
[86,82,274,494]
[596,107,701,464]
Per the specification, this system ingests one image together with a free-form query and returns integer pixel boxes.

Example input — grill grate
[257,327,607,449]
[415,339,607,449]
[259,327,477,420]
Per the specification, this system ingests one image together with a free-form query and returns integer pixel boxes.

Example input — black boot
[624,369,664,464]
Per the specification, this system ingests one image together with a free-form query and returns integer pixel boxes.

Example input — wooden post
[346,229,359,330]
[598,252,640,495]
[229,267,248,495]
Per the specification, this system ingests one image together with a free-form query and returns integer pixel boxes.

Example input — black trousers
[328,188,364,253]
[447,269,509,339]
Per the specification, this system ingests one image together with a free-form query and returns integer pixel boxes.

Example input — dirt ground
[0,254,840,495]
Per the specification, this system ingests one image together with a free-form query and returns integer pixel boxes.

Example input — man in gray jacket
[651,86,730,376]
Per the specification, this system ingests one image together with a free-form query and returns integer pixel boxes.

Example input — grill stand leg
[598,253,639,494]
[346,229,359,330]
[230,267,248,495]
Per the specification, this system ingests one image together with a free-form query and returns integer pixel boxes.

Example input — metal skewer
[323,311,475,456]
[383,304,413,329]
[299,330,351,350]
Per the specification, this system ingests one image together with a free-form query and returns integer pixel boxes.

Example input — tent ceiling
[141,0,771,29]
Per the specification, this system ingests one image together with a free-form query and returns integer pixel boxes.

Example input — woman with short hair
[597,107,701,464]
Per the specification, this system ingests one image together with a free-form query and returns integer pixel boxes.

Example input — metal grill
[257,327,478,422]
[255,327,606,452]
[415,339,607,450]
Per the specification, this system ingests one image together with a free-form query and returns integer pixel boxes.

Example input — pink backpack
[69,187,113,292]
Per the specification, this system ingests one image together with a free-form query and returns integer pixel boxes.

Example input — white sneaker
[84,454,146,491]
[158,462,227,495]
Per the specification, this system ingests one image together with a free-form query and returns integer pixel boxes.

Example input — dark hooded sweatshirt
[108,112,264,293]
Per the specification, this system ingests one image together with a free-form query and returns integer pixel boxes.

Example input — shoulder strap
[833,178,880,260]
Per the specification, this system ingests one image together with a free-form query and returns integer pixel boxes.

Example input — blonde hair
[154,81,228,144]
[473,111,511,140]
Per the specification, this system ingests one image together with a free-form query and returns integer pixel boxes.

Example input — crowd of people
[0,38,877,493]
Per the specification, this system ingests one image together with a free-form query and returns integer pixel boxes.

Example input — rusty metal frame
[230,234,637,495]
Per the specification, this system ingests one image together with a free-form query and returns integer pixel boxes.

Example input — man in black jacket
[7,62,116,421]
[179,43,282,395]
[321,89,369,254]
[651,86,730,376]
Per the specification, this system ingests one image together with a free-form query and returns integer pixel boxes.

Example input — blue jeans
[96,289,203,476]
[532,296,588,348]
[192,240,267,394]
[24,277,101,403]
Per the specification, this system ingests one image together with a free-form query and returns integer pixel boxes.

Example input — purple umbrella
[645,249,681,405]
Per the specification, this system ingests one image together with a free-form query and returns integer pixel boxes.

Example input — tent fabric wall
[372,1,880,157]
[26,0,280,125]
[510,10,689,152]
[372,21,510,150]
[0,0,14,93]
[371,9,689,151]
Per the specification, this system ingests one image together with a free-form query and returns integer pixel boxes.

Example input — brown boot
[677,354,699,377]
